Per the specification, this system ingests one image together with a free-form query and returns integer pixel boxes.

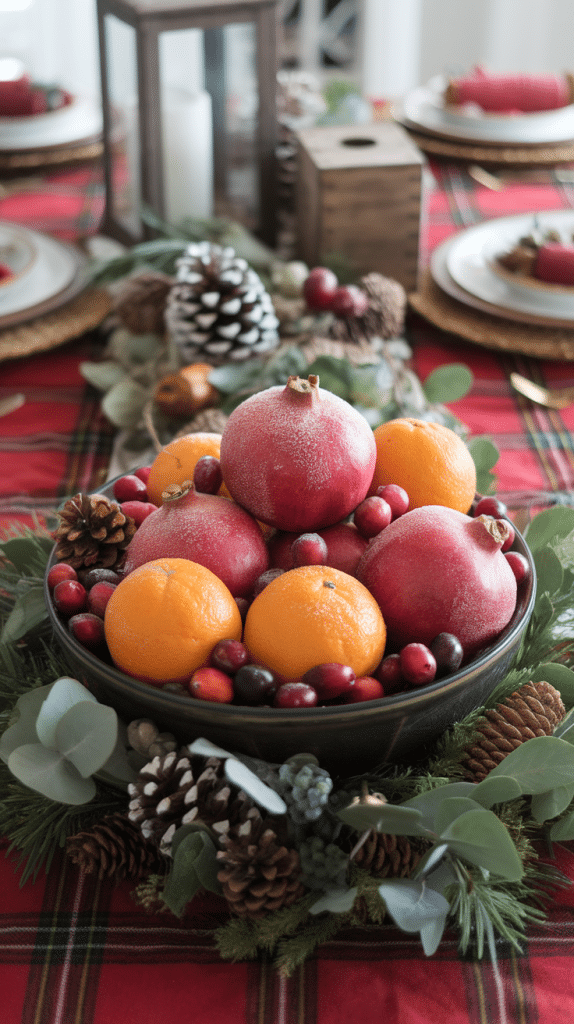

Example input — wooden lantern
[295,121,426,291]
[96,0,279,245]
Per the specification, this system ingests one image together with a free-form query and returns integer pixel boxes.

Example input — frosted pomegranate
[356,506,518,660]
[219,375,377,532]
[268,521,368,575]
[122,482,269,598]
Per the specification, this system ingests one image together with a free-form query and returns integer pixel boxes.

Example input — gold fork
[510,372,574,409]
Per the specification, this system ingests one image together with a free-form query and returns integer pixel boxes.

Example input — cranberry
[133,466,152,484]
[501,521,515,552]
[302,266,338,311]
[0,263,13,281]
[505,551,530,585]
[210,638,250,674]
[194,455,223,495]
[47,563,78,590]
[273,682,318,708]
[53,579,87,617]
[353,496,392,539]
[474,496,507,519]
[87,581,117,618]
[235,597,250,624]
[302,662,356,700]
[330,284,369,319]
[68,612,106,650]
[374,653,404,694]
[399,643,437,687]
[233,664,277,704]
[79,567,122,589]
[120,500,157,527]
[253,568,284,597]
[189,666,234,703]
[112,474,148,503]
[342,676,385,703]
[376,484,410,520]
[291,532,328,567]
[430,632,464,677]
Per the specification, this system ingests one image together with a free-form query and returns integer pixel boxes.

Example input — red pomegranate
[268,521,368,575]
[122,483,269,598]
[219,375,377,532]
[356,506,518,660]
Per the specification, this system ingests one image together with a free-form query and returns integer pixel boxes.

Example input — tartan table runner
[1,161,574,1022]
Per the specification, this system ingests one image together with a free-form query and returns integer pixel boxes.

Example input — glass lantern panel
[157,21,259,231]
[103,14,142,238]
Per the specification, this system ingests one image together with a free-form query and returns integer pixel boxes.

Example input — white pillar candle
[161,86,214,224]
[358,0,423,99]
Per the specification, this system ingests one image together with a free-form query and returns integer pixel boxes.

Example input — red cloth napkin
[534,242,574,285]
[0,74,47,116]
[446,68,573,112]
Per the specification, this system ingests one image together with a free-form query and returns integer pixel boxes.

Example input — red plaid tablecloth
[1,162,574,1023]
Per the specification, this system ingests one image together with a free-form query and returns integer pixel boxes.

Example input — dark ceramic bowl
[45,498,536,775]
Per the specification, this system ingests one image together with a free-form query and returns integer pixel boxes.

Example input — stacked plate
[0,95,103,172]
[0,220,88,331]
[430,210,574,329]
[396,75,574,149]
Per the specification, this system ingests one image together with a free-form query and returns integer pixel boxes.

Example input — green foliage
[467,435,500,495]
[162,825,222,917]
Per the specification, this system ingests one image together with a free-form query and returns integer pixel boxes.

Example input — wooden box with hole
[294,121,426,292]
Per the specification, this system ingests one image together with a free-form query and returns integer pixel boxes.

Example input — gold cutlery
[510,372,574,409]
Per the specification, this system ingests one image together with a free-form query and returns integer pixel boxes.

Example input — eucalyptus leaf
[337,800,425,836]
[0,684,52,762]
[162,828,220,917]
[531,592,555,634]
[207,361,263,395]
[79,360,126,393]
[552,529,574,571]
[440,808,523,880]
[8,743,97,804]
[420,914,448,957]
[472,775,522,809]
[224,758,287,816]
[549,810,574,842]
[0,534,53,572]
[55,702,118,778]
[434,797,483,836]
[401,782,477,832]
[101,379,150,429]
[309,886,358,916]
[533,548,564,598]
[100,732,139,785]
[524,507,574,553]
[487,735,574,794]
[531,784,574,823]
[528,664,574,710]
[35,677,97,749]
[411,842,449,880]
[422,364,473,404]
[378,879,450,935]
[466,436,499,494]
[1,586,48,643]
[187,737,235,760]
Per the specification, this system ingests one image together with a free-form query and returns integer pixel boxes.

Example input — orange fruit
[104,557,242,686]
[243,565,386,681]
[147,432,228,505]
[368,418,476,514]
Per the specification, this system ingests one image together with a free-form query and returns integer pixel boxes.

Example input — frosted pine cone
[165,241,280,365]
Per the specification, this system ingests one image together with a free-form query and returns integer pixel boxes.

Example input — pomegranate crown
[286,374,320,396]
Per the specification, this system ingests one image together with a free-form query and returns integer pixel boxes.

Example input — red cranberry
[302,662,356,700]
[79,567,122,589]
[273,682,318,708]
[193,455,223,495]
[210,638,250,674]
[505,551,530,584]
[474,496,507,519]
[112,474,148,503]
[430,632,464,677]
[47,563,78,590]
[330,284,369,319]
[53,579,87,617]
[120,500,158,527]
[374,653,404,694]
[399,643,437,687]
[501,521,515,552]
[68,612,106,650]
[376,484,409,520]
[291,532,328,567]
[133,466,152,484]
[87,581,117,618]
[188,666,234,703]
[302,266,338,311]
[233,664,277,704]
[253,568,284,597]
[342,676,385,703]
[235,597,250,624]
[353,496,392,538]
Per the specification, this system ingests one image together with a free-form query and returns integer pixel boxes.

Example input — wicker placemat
[0,139,103,173]
[409,269,574,359]
[404,128,574,166]
[0,287,112,361]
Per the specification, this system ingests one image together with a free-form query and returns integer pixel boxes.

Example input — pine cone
[165,241,280,365]
[128,749,259,856]
[175,407,229,438]
[353,831,426,878]
[463,680,566,782]
[67,813,168,882]
[113,271,173,335]
[330,273,407,344]
[216,814,305,918]
[53,492,137,571]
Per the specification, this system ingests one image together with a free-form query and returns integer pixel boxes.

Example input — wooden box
[294,121,425,292]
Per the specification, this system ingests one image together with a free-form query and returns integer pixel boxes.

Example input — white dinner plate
[0,224,37,295]
[444,211,574,321]
[0,222,85,322]
[397,76,574,146]
[0,96,103,151]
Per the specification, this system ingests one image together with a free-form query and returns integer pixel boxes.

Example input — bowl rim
[44,505,537,725]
